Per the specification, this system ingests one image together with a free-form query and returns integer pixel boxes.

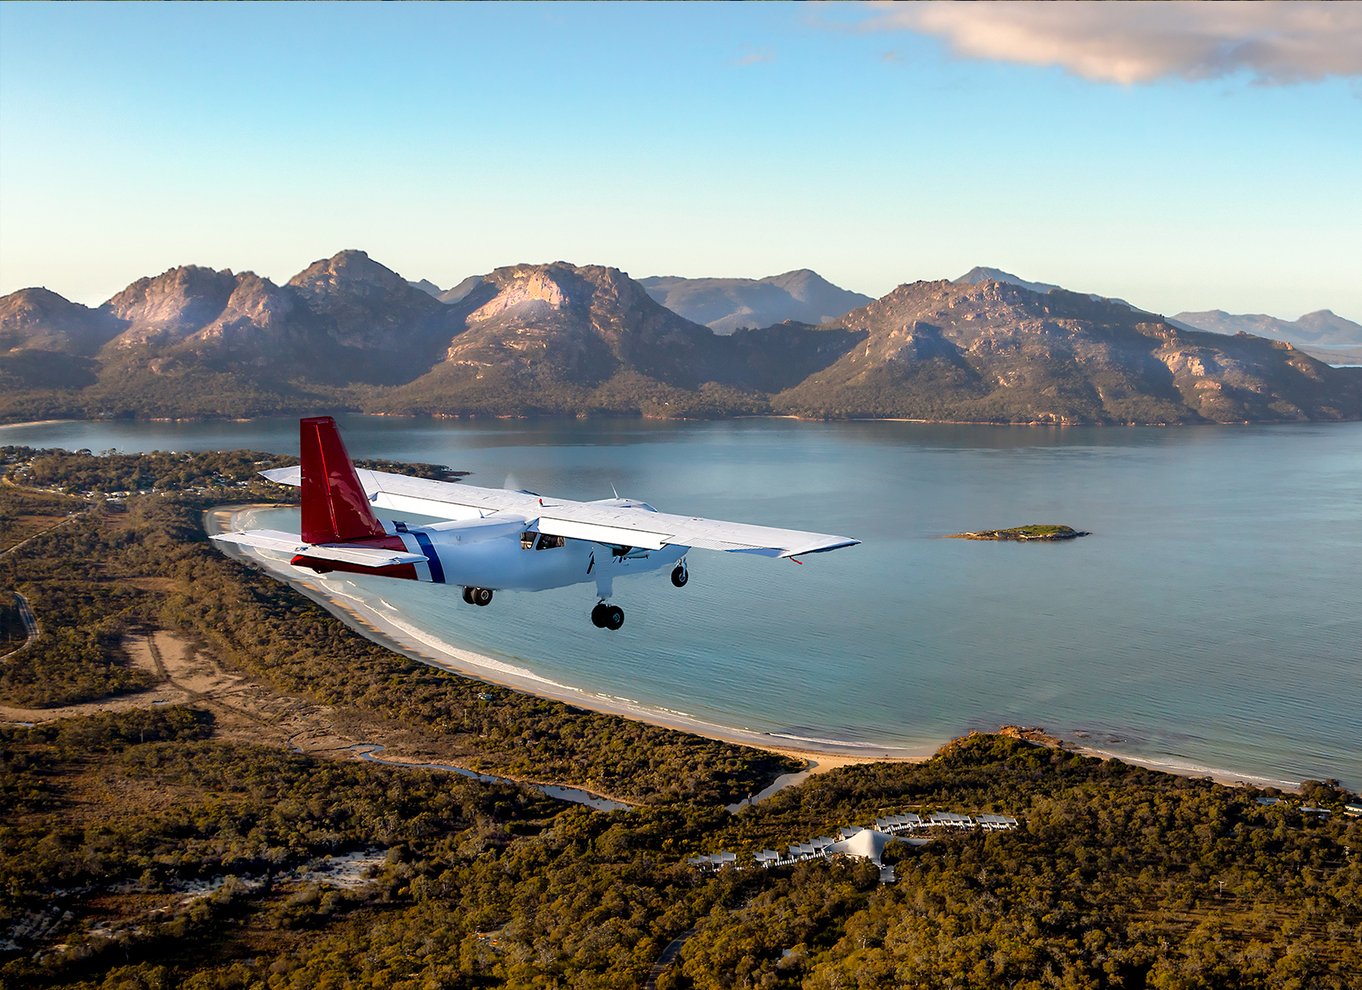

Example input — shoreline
[0,419,74,430]
[205,505,1307,793]
[1075,746,1300,791]
[7,414,1361,433]
[204,506,925,775]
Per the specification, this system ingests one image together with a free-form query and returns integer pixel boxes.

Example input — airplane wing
[532,507,858,558]
[258,466,858,559]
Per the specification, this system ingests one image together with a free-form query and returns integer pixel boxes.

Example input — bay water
[5,416,1358,789]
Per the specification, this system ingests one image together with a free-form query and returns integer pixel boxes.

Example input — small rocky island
[947,524,1090,541]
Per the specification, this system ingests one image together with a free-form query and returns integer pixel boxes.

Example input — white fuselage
[382,512,686,599]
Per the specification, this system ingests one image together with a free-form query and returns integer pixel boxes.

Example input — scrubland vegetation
[1,447,1358,988]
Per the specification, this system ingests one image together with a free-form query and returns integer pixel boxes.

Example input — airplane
[212,416,859,630]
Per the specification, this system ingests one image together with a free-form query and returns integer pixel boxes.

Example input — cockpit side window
[521,532,536,550]
[536,534,565,551]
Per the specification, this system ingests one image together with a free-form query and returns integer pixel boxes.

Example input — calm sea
[4,416,1359,789]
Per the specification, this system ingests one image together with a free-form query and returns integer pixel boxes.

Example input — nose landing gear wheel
[591,602,625,630]
[670,563,688,588]
[463,587,493,606]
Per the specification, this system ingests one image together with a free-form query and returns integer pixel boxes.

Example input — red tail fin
[300,416,386,545]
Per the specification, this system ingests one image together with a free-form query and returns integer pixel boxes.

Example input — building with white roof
[977,814,1020,830]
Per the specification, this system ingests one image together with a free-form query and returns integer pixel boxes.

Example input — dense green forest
[1,447,1359,988]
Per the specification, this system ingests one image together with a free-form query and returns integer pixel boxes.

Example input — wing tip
[259,465,301,484]
[779,538,861,559]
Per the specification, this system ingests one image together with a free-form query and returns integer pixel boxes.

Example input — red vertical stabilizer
[300,416,387,545]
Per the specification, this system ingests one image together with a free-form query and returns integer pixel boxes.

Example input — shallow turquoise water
[5,416,1359,788]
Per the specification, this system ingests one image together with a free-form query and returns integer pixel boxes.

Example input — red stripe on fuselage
[290,555,420,581]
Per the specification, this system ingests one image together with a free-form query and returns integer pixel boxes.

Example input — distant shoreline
[6,412,1362,431]
[204,504,1307,793]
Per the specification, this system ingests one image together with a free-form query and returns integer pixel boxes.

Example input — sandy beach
[0,419,73,430]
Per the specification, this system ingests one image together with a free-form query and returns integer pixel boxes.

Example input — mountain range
[636,270,873,334]
[950,267,1361,366]
[1170,309,1362,366]
[2,251,1358,424]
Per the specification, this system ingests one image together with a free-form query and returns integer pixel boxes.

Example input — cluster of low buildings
[872,811,1017,832]
[692,795,1362,884]
[688,809,1021,884]
[1258,796,1362,819]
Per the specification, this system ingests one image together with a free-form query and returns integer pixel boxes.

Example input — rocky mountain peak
[104,266,242,348]
[2,286,73,319]
[0,287,126,356]
[438,275,484,305]
[472,263,580,321]
[469,263,656,324]
[106,265,237,317]
[192,272,298,344]
[1295,309,1359,333]
[953,266,1063,295]
[419,261,727,398]
[767,268,819,288]
[257,253,451,380]
[639,269,872,334]
[407,278,443,298]
[287,249,410,298]
[573,264,656,313]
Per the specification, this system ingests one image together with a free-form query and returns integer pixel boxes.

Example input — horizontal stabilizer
[260,466,302,486]
[211,529,426,568]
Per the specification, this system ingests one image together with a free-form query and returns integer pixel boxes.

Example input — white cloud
[733,48,776,67]
[863,1,1362,85]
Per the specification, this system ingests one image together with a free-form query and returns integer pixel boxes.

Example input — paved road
[1,507,87,659]
[1,592,38,660]
[644,927,697,990]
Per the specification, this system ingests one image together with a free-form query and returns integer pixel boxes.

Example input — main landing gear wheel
[462,587,493,606]
[591,602,625,631]
[670,563,689,588]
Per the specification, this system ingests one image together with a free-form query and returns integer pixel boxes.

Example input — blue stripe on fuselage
[410,530,446,584]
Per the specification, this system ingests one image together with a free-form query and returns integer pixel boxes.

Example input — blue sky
[1,1,1359,320]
